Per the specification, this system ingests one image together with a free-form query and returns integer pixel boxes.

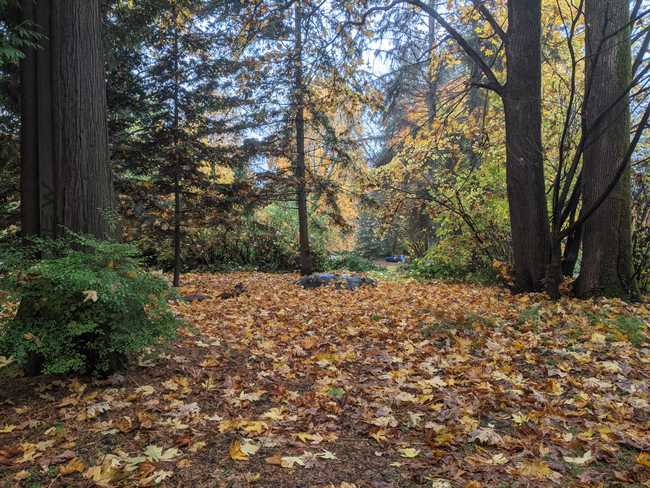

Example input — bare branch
[561,97,650,239]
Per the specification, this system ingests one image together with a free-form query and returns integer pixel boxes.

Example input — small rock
[182,294,209,302]
[219,282,247,299]
[296,273,377,290]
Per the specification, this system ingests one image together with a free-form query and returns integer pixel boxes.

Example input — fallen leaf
[229,440,250,461]
[59,457,86,475]
[637,452,650,469]
[14,470,30,481]
[83,290,99,303]
[143,445,180,462]
[564,450,594,466]
[590,332,606,344]
[399,447,420,458]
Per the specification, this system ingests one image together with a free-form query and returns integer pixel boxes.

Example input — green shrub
[0,235,179,376]
[328,253,380,272]
[132,202,334,274]
[407,243,499,285]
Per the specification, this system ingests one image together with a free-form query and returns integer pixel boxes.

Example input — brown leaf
[59,457,86,475]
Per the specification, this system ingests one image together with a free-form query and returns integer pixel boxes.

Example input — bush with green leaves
[328,253,380,273]
[0,235,179,376]
[407,241,499,285]
[134,202,334,273]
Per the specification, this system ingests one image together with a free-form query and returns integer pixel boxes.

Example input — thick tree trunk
[21,0,115,240]
[576,0,638,299]
[19,0,115,375]
[503,0,549,292]
[294,0,313,275]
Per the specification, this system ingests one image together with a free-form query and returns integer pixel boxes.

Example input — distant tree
[293,0,313,275]
[242,0,368,274]
[116,0,258,286]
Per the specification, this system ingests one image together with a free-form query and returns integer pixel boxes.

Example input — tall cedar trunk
[19,0,115,376]
[503,0,549,292]
[172,4,182,287]
[294,0,313,275]
[576,0,638,298]
[20,0,114,239]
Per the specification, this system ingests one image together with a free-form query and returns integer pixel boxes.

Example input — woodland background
[0,0,647,298]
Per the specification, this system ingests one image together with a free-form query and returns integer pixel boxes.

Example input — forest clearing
[1,0,650,486]
[1,273,649,487]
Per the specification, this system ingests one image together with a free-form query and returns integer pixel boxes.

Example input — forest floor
[1,272,649,488]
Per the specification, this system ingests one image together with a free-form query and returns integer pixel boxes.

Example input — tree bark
[503,0,549,292]
[576,0,639,299]
[20,0,115,240]
[294,0,313,275]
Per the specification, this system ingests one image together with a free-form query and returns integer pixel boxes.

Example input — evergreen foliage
[0,235,179,375]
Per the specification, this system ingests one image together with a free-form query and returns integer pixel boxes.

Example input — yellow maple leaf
[512,412,530,425]
[135,385,155,396]
[637,452,650,469]
[14,470,30,481]
[548,379,564,396]
[0,424,17,434]
[563,450,593,465]
[245,472,262,482]
[491,453,509,465]
[369,429,387,443]
[229,440,249,461]
[261,407,285,421]
[218,419,238,433]
[83,458,128,487]
[239,420,268,434]
[517,460,561,481]
[590,332,607,344]
[189,441,207,453]
[296,432,323,444]
[399,447,420,458]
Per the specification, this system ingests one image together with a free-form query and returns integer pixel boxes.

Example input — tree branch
[561,97,650,239]
[353,0,504,94]
[470,0,507,42]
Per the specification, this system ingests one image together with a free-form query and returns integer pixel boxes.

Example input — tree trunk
[503,0,549,292]
[426,1,438,127]
[20,0,115,375]
[576,0,639,299]
[172,3,182,287]
[20,0,115,240]
[294,0,313,275]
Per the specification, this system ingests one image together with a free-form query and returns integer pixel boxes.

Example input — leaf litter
[0,272,649,487]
